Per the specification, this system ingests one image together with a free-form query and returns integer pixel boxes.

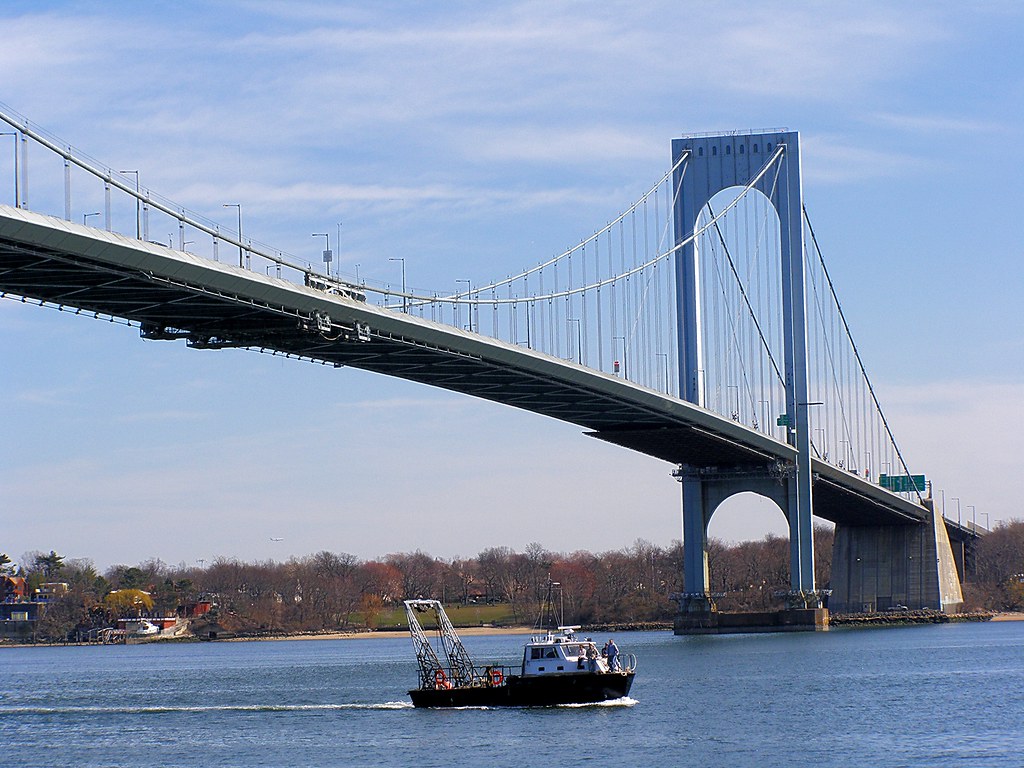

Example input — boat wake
[557,696,638,708]
[417,697,639,711]
[1,702,415,715]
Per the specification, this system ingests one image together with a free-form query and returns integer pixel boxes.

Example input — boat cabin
[521,626,609,676]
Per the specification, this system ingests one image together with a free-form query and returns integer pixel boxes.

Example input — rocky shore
[828,609,994,627]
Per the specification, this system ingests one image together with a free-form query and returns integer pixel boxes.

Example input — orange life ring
[488,668,503,686]
[434,669,451,689]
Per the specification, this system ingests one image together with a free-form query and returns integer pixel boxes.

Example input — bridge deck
[0,206,932,528]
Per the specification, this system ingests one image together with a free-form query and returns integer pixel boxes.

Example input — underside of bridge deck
[0,237,751,440]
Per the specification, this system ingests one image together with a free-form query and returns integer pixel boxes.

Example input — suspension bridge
[0,105,980,629]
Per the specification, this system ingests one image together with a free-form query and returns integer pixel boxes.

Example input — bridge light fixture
[83,212,101,226]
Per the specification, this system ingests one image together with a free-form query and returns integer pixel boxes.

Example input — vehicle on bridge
[404,599,635,708]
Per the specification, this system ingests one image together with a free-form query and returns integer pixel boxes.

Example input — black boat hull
[409,671,634,708]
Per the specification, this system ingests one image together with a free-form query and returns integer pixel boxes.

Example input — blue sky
[1,1,1022,570]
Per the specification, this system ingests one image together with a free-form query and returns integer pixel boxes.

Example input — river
[1,621,1021,767]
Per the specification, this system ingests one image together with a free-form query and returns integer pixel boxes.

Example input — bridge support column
[673,463,826,633]
[829,499,963,613]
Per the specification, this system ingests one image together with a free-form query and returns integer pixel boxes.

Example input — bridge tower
[671,131,823,630]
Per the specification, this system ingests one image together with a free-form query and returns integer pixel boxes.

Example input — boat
[404,598,636,708]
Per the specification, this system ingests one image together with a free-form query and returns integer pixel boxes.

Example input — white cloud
[882,379,1024,526]
[870,112,1008,136]
[802,134,927,184]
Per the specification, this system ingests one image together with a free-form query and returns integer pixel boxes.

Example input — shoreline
[3,612,1022,648]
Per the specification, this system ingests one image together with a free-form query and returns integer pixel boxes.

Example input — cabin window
[712,146,717,156]
[767,142,773,152]
[725,145,731,155]
[698,147,704,157]
[545,648,558,658]
[753,143,759,153]
[531,648,544,660]
[739,145,745,154]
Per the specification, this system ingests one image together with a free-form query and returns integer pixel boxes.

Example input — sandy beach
[990,612,1024,622]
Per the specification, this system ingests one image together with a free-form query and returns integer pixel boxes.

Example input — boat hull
[409,671,634,708]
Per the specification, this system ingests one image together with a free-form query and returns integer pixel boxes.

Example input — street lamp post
[390,258,407,312]
[456,279,472,330]
[120,170,140,238]
[656,352,670,394]
[981,512,990,530]
[567,318,581,363]
[83,212,100,226]
[336,222,342,279]
[952,496,961,526]
[223,203,243,267]
[0,132,18,207]
[814,428,826,459]
[312,233,331,276]
[967,505,976,530]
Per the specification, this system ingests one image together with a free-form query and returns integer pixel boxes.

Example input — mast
[534,580,564,631]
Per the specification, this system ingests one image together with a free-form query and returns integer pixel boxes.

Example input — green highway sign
[879,474,926,493]
[776,414,791,427]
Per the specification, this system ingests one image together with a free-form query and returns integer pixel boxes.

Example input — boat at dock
[404,599,636,708]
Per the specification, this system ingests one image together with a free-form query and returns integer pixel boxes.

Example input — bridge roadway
[0,206,932,530]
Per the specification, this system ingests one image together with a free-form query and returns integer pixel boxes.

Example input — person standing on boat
[586,640,599,672]
[606,638,620,671]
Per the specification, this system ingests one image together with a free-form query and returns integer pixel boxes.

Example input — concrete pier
[828,500,962,613]
[675,608,829,635]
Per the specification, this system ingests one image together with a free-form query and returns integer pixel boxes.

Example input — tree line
[4,520,1022,641]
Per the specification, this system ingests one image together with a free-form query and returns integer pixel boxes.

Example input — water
[1,622,1022,767]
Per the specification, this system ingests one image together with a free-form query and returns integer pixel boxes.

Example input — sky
[1,1,1022,572]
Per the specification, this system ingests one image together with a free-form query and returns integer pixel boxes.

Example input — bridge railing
[0,102,331,288]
